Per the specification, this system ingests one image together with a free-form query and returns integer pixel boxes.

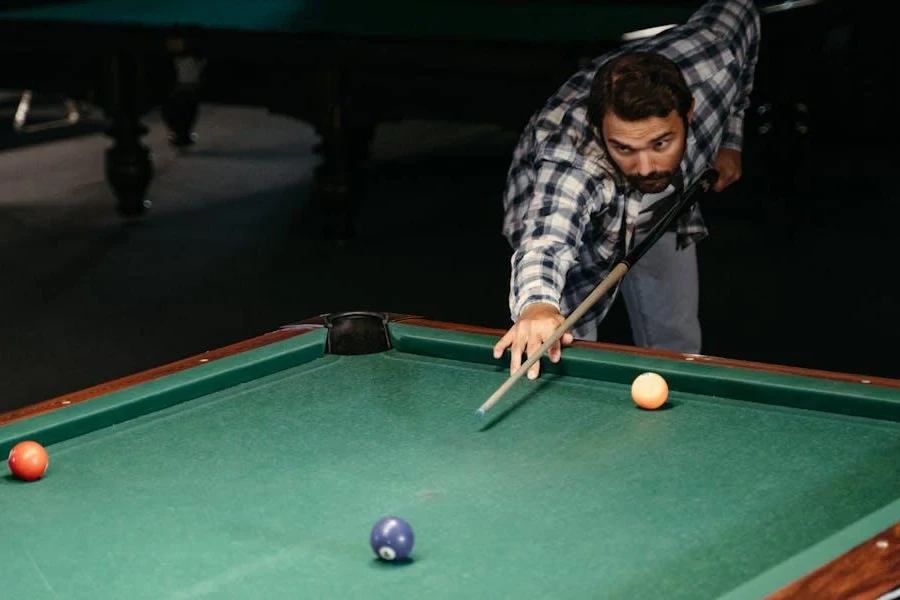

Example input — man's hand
[493,303,574,380]
[712,147,742,192]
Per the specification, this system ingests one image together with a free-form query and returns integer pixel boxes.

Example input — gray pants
[578,231,701,354]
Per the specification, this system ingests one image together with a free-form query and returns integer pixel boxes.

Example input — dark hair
[587,52,693,132]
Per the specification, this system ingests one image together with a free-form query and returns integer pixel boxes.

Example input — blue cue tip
[475,408,486,419]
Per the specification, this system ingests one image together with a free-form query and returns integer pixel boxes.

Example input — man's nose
[637,152,654,176]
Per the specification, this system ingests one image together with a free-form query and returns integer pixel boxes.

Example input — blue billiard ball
[370,516,415,561]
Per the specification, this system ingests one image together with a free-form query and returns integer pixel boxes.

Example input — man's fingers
[498,318,573,376]
[713,169,741,192]
[714,174,732,192]
[548,338,561,363]
[509,325,529,375]
[525,333,543,379]
[713,174,729,192]
[493,328,516,359]
[549,329,575,362]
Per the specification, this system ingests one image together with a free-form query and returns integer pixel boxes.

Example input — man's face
[601,109,690,194]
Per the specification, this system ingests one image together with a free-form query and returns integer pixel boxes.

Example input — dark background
[0,0,897,414]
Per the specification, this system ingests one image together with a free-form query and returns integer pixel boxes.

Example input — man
[494,0,760,379]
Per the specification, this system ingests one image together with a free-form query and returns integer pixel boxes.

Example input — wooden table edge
[765,523,900,599]
[0,326,315,427]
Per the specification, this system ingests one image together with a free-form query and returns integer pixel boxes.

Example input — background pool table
[0,0,831,240]
[2,312,899,599]
[0,0,699,235]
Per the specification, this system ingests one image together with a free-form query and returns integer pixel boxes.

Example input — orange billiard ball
[631,372,668,410]
[8,440,49,481]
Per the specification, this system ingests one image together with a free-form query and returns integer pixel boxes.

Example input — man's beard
[627,171,675,194]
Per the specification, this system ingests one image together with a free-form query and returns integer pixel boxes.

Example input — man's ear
[687,99,695,123]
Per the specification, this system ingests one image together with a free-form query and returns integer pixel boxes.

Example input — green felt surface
[0,0,699,43]
[2,323,900,599]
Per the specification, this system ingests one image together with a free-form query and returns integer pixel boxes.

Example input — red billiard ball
[8,440,49,481]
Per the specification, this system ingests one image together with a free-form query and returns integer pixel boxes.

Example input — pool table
[2,312,899,599]
[0,0,702,237]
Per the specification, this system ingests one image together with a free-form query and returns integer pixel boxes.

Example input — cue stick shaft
[476,262,630,415]
[476,168,719,418]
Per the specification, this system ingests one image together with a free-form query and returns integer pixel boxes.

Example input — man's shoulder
[517,82,616,180]
[527,64,595,133]
[522,124,615,183]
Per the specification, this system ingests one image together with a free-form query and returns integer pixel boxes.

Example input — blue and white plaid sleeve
[508,159,600,320]
[707,0,761,150]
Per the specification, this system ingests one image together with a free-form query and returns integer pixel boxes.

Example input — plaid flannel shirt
[501,0,760,338]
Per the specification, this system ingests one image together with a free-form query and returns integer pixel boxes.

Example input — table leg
[104,53,154,217]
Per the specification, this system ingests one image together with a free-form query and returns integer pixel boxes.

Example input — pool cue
[476,168,719,418]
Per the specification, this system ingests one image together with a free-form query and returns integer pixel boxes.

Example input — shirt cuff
[512,290,561,321]
[721,115,744,150]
